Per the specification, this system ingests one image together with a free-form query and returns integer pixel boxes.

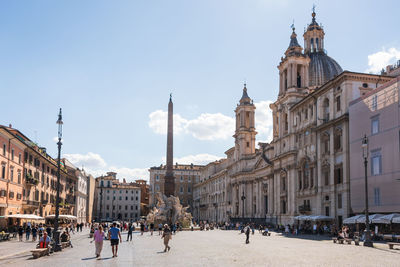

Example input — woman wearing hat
[161,224,172,252]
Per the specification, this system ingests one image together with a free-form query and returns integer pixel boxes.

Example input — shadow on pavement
[81,256,97,260]
[274,233,330,241]
[157,251,167,254]
[97,257,113,260]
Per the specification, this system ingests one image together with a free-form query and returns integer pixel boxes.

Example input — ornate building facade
[0,125,79,229]
[193,10,393,226]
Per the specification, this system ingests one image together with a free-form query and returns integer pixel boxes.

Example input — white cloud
[148,99,274,143]
[64,152,107,169]
[148,110,188,135]
[254,101,274,142]
[367,47,400,73]
[185,113,235,140]
[64,152,148,182]
[162,153,222,165]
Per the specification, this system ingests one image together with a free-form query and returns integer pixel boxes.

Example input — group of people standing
[91,221,174,258]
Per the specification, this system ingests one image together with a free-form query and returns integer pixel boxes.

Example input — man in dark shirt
[46,225,52,238]
[127,223,133,241]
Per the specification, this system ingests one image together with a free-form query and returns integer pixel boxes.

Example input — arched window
[284,70,288,90]
[323,98,330,121]
[311,38,314,52]
[334,127,343,152]
[316,38,319,51]
[283,113,288,133]
[303,162,310,189]
[281,175,287,193]
[322,132,330,155]
[297,72,301,88]
[298,170,302,190]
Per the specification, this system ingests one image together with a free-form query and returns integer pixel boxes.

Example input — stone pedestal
[164,174,175,197]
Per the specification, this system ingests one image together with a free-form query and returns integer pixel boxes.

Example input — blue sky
[1,0,399,181]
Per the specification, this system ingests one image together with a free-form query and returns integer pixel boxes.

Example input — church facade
[193,10,392,226]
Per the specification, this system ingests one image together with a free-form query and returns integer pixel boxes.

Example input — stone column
[258,180,262,217]
[287,64,292,88]
[274,173,279,218]
[329,127,336,218]
[305,65,309,87]
[342,122,349,217]
[288,168,296,217]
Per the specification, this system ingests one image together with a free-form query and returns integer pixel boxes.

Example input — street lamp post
[362,134,373,247]
[241,190,246,222]
[54,108,63,252]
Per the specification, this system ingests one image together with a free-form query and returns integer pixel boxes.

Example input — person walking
[32,226,37,242]
[158,223,163,236]
[108,223,122,258]
[161,224,171,252]
[140,222,145,236]
[150,222,154,236]
[126,223,133,241]
[93,225,106,258]
[244,224,250,244]
[25,225,31,241]
[18,225,23,242]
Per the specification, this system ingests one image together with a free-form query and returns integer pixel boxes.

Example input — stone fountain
[146,192,193,228]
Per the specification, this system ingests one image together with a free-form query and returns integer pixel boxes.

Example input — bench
[387,242,400,249]
[332,238,344,244]
[345,238,352,245]
[31,248,50,259]
[61,241,71,249]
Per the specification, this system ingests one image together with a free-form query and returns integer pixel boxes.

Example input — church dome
[308,51,343,87]
[303,10,343,87]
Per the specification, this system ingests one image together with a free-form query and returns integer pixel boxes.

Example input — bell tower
[303,9,325,54]
[234,84,257,159]
[278,26,310,96]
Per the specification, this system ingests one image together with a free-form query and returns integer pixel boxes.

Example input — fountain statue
[146,192,193,228]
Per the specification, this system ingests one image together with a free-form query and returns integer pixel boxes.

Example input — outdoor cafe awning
[294,215,333,221]
[5,214,44,220]
[372,213,400,224]
[392,216,400,224]
[344,214,400,224]
[356,214,385,224]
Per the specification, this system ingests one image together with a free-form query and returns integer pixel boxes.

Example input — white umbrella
[309,215,334,221]
[6,214,44,220]
[343,215,364,224]
[372,213,400,224]
[356,214,384,224]
[392,216,400,224]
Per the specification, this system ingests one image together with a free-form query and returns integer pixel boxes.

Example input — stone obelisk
[164,94,175,197]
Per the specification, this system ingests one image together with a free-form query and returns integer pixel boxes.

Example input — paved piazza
[0,229,399,266]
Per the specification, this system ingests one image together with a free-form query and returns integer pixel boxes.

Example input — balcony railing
[25,175,39,186]
[23,200,40,207]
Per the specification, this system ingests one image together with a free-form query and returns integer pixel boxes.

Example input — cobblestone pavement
[1,229,400,267]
